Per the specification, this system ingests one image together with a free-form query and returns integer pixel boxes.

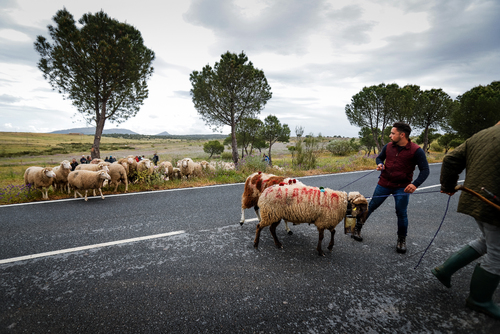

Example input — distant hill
[50,127,139,135]
[155,131,171,136]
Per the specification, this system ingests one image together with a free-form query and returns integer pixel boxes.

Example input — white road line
[0,230,185,265]
[416,180,464,191]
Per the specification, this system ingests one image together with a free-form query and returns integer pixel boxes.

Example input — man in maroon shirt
[352,122,430,253]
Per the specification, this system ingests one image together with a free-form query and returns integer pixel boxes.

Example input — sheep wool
[255,183,368,256]
[24,166,56,199]
[68,170,111,201]
[240,171,303,234]
[106,163,128,192]
[52,160,72,194]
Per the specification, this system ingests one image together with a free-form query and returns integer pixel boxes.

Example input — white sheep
[75,162,110,172]
[200,160,216,173]
[172,167,182,179]
[157,161,174,180]
[254,183,368,256]
[117,156,138,180]
[106,163,128,192]
[52,160,72,194]
[180,158,202,179]
[24,166,56,199]
[137,158,154,180]
[68,170,111,201]
[240,171,303,234]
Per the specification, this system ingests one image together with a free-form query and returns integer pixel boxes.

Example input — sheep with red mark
[24,166,56,199]
[240,171,303,234]
[254,183,368,256]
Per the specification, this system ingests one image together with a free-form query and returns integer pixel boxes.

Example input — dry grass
[0,132,444,205]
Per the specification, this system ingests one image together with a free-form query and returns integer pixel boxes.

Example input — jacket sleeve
[412,148,430,188]
[440,141,467,193]
[376,145,387,165]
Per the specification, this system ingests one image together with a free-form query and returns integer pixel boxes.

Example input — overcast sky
[0,0,498,137]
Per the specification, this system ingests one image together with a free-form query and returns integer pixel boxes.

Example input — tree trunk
[422,126,430,155]
[371,127,382,153]
[231,123,238,164]
[92,115,106,160]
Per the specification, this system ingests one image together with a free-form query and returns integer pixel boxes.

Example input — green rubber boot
[431,245,481,288]
[466,264,500,320]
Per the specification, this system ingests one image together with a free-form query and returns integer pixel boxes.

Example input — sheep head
[348,192,368,224]
[99,171,112,180]
[44,168,56,178]
[61,160,71,170]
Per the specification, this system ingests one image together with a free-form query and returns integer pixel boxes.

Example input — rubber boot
[431,245,481,288]
[466,264,500,319]
[396,236,407,254]
[351,222,363,242]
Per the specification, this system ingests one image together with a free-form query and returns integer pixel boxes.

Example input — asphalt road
[1,163,497,333]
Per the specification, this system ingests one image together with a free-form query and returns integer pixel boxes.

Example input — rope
[338,169,377,190]
[413,195,451,269]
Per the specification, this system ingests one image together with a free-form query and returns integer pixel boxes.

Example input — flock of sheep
[23,158,369,256]
[23,156,236,201]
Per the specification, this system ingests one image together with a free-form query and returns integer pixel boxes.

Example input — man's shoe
[396,236,406,254]
[351,222,363,242]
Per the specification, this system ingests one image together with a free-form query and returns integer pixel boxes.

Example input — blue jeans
[366,184,410,237]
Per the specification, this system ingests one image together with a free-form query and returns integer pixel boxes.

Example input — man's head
[390,122,411,145]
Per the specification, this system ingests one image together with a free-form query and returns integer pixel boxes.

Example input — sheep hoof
[240,221,244,226]
[287,231,293,236]
[275,243,283,249]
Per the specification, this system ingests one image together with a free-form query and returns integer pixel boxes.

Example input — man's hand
[376,164,385,171]
[440,190,456,196]
[405,184,417,193]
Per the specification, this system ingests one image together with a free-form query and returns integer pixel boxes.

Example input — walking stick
[455,185,500,211]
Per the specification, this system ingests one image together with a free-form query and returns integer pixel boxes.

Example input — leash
[413,195,452,269]
[338,169,377,190]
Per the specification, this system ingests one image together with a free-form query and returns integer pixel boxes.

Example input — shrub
[203,140,224,158]
[237,154,268,174]
[430,141,444,152]
[221,152,233,161]
[326,140,353,156]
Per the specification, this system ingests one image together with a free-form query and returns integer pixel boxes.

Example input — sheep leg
[74,190,83,199]
[327,227,336,251]
[254,223,263,249]
[254,205,261,222]
[92,189,96,197]
[317,228,325,256]
[240,207,245,226]
[284,220,293,235]
[84,190,88,202]
[98,188,105,200]
[269,221,283,249]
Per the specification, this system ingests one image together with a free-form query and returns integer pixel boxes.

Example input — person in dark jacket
[352,122,430,253]
[152,153,159,166]
[431,121,500,319]
[70,158,79,171]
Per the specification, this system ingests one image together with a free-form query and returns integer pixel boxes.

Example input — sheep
[180,158,202,179]
[254,183,368,256]
[75,162,110,172]
[68,170,111,201]
[240,171,303,234]
[52,160,72,194]
[200,160,216,173]
[158,161,174,180]
[24,166,56,199]
[117,156,138,180]
[135,158,155,182]
[172,167,182,179]
[106,163,128,192]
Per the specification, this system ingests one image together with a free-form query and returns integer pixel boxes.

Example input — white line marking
[245,218,258,222]
[0,230,185,265]
[416,180,464,191]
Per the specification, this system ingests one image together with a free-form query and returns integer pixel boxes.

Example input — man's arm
[412,148,430,188]
[376,145,387,170]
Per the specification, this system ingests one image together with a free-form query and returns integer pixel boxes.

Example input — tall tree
[397,84,422,126]
[190,51,272,163]
[261,115,290,165]
[414,88,454,153]
[450,81,500,138]
[34,8,155,159]
[345,83,394,152]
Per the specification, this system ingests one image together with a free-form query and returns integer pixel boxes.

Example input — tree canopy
[261,115,290,164]
[190,51,272,163]
[450,81,500,139]
[34,8,155,159]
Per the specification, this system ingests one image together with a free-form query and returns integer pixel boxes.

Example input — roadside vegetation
[0,132,446,205]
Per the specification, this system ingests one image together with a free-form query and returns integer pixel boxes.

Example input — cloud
[184,0,328,55]
[0,93,20,103]
[172,90,191,99]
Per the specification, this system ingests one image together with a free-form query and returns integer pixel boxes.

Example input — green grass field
[0,132,444,205]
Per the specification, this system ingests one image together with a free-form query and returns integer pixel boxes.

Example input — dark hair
[393,122,411,138]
